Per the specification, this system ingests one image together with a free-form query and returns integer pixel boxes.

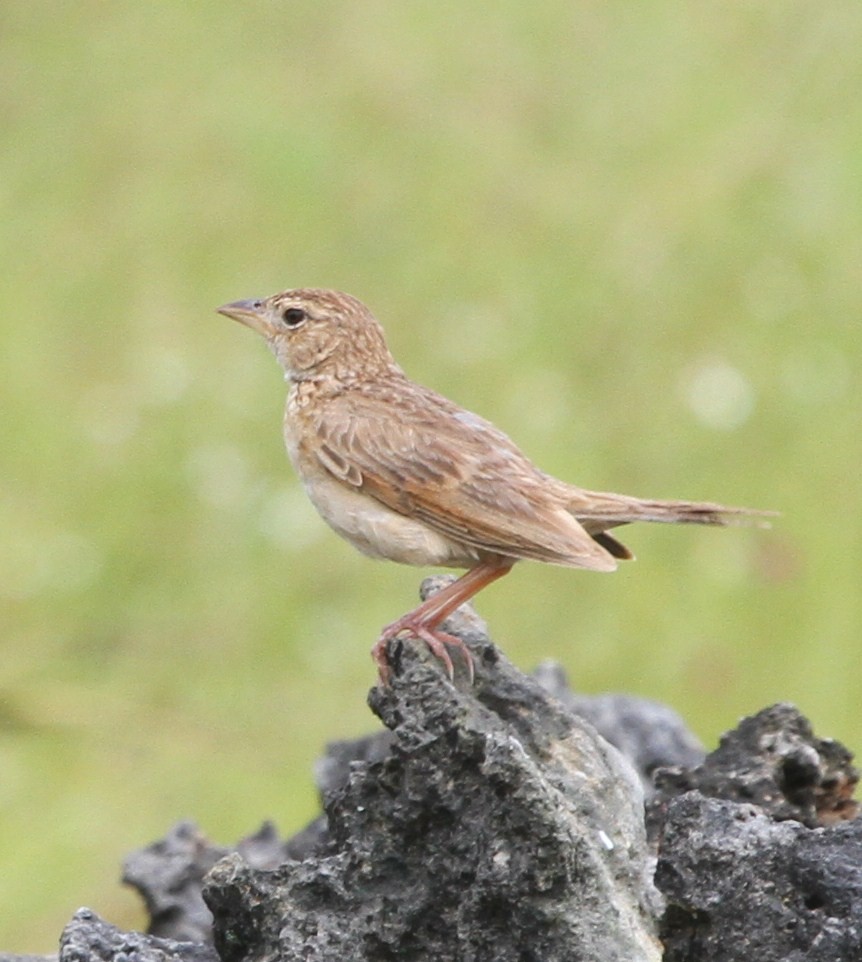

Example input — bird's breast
[282,405,479,568]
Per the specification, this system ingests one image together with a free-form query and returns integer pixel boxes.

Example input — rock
[656,792,862,962]
[123,821,294,943]
[122,822,225,944]
[649,702,859,838]
[204,578,663,962]
[285,730,397,861]
[58,909,217,962]
[7,582,861,962]
[533,660,705,797]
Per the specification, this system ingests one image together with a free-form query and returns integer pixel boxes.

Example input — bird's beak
[217,299,274,337]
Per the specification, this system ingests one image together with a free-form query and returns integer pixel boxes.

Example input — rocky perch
[6,578,862,961]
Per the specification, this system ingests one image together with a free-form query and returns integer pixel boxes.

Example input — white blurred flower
[682,360,755,431]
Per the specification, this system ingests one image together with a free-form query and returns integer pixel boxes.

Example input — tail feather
[570,489,776,530]
[591,531,636,560]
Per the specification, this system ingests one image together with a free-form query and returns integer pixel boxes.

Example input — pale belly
[301,471,480,568]
[283,399,483,568]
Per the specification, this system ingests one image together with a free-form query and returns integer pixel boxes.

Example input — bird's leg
[373,559,514,684]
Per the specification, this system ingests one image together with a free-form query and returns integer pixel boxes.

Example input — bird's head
[217,288,398,383]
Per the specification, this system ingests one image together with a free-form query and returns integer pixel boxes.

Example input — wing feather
[312,384,617,571]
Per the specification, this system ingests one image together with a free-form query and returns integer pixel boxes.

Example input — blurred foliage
[1,0,861,951]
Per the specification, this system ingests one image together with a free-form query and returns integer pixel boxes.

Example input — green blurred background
[2,0,860,950]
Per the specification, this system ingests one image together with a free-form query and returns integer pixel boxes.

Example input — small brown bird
[218,289,769,683]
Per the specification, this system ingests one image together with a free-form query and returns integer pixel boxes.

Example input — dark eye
[282,307,306,327]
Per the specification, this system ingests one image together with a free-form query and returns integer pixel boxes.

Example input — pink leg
[372,559,514,684]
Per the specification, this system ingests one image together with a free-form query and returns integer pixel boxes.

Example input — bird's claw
[372,620,475,685]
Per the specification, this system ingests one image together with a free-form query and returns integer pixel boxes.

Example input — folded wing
[312,383,618,572]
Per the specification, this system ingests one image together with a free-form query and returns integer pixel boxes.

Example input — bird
[217,289,770,684]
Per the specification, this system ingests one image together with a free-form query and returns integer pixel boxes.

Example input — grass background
[2,1,860,950]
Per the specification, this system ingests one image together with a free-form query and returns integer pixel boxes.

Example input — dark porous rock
[313,731,396,800]
[533,660,705,797]
[656,792,862,962]
[13,578,862,962]
[123,822,224,943]
[58,909,218,962]
[123,821,293,944]
[283,730,397,861]
[650,702,859,835]
[204,577,663,962]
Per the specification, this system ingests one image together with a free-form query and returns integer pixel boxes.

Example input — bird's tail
[567,489,775,561]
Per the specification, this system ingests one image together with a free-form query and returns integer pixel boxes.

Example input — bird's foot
[372,617,475,686]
